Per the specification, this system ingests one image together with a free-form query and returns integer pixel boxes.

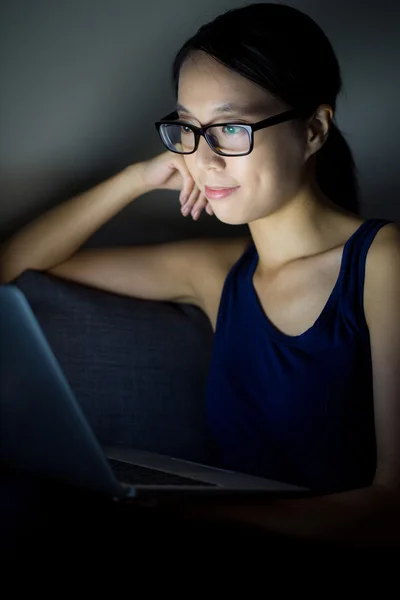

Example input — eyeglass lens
[159,123,251,155]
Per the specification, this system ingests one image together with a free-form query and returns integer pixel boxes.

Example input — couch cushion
[13,270,215,463]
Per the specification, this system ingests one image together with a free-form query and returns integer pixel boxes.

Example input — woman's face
[177,51,310,225]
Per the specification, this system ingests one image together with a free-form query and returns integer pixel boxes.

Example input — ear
[304,104,334,161]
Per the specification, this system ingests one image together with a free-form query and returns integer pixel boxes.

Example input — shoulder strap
[340,218,393,328]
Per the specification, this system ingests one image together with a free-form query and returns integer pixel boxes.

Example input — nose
[195,135,224,171]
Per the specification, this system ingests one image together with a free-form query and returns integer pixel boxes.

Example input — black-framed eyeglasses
[154,107,313,157]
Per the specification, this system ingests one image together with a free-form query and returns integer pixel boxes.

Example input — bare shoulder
[364,222,400,322]
[186,234,253,329]
[366,221,400,266]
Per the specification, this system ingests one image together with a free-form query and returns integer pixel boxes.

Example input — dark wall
[1,0,399,247]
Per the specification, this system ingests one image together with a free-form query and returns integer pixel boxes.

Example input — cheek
[274,127,306,176]
[230,145,303,207]
[233,146,279,189]
[245,133,304,187]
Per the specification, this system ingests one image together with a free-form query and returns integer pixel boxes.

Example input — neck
[248,183,349,273]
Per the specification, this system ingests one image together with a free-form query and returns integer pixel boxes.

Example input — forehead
[177,51,277,116]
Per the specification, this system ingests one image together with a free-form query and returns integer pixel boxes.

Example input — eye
[181,125,193,135]
[222,125,244,135]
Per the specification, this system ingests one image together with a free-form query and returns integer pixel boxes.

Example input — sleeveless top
[205,219,392,493]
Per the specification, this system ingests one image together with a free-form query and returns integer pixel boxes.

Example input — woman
[1,3,399,551]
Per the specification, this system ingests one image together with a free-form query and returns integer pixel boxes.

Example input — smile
[204,186,240,200]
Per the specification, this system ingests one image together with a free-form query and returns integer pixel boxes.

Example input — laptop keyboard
[108,458,217,486]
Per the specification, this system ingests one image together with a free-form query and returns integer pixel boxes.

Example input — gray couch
[13,269,216,465]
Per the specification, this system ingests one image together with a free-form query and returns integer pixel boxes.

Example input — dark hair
[172,2,360,214]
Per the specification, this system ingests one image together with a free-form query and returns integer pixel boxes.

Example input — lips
[204,185,240,200]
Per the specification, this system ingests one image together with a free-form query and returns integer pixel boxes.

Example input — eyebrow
[175,101,266,116]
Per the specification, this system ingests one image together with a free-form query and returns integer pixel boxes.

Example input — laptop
[0,284,307,501]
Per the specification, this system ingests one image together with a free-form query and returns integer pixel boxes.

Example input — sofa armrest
[13,269,215,463]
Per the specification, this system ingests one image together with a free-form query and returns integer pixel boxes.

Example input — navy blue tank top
[206,219,392,493]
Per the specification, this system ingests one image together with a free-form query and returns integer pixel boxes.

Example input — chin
[213,211,251,226]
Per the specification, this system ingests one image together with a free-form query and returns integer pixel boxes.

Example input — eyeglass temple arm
[251,108,305,132]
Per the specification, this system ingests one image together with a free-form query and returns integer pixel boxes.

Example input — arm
[166,225,400,547]
[0,164,150,284]
[0,150,224,302]
[0,158,250,304]
[0,150,210,286]
[176,483,400,547]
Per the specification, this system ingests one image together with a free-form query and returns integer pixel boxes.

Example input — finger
[181,185,200,216]
[190,193,209,220]
[180,178,195,205]
[173,157,196,204]
[205,203,214,216]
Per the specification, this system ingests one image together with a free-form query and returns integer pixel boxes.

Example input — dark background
[1,0,399,247]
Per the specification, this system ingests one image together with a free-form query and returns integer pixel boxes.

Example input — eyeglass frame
[154,107,314,157]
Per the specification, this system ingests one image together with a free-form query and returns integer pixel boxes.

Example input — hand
[138,150,214,221]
